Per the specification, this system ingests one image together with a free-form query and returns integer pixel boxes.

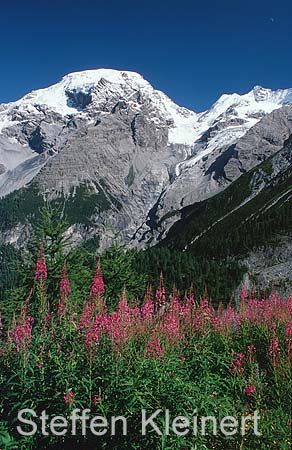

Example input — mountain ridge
[0,69,292,252]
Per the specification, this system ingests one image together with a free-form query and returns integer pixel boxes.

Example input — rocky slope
[0,69,291,249]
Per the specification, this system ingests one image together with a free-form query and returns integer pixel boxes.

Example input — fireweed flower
[57,260,71,316]
[155,272,166,310]
[244,384,257,397]
[211,304,242,332]
[63,389,75,405]
[90,259,106,313]
[60,260,71,296]
[247,345,256,355]
[200,298,214,323]
[243,294,291,327]
[84,314,107,349]
[146,338,164,358]
[93,389,102,405]
[118,289,130,318]
[85,329,99,349]
[180,295,195,331]
[231,353,246,375]
[8,316,34,352]
[91,258,105,296]
[225,305,240,328]
[269,337,280,362]
[161,298,182,340]
[162,313,180,340]
[93,394,102,405]
[285,326,292,356]
[110,312,127,348]
[35,242,47,281]
[42,310,52,331]
[79,303,95,331]
[144,284,153,304]
[240,288,250,302]
[141,296,155,323]
[269,336,280,356]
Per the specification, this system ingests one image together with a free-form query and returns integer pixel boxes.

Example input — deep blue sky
[1,0,291,111]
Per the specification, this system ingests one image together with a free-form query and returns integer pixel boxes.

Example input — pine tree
[33,204,70,303]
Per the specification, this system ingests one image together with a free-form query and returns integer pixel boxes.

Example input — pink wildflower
[146,338,164,359]
[91,258,105,296]
[155,272,166,310]
[9,316,34,352]
[244,384,257,397]
[161,300,181,340]
[285,326,292,356]
[109,312,127,348]
[79,303,95,331]
[162,314,180,339]
[200,297,214,322]
[57,260,71,316]
[60,260,71,296]
[35,242,47,281]
[240,288,249,302]
[141,296,155,322]
[231,353,245,375]
[42,310,52,330]
[247,345,256,355]
[118,289,130,318]
[84,314,106,349]
[181,295,195,329]
[269,337,280,361]
[93,394,102,405]
[63,389,75,405]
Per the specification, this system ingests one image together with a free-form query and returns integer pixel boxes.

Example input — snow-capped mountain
[0,69,198,147]
[0,69,292,249]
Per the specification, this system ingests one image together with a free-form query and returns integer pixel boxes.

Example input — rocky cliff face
[243,236,292,297]
[0,69,291,249]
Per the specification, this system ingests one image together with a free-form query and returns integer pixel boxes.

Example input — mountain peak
[19,68,152,116]
[57,68,151,95]
[249,84,292,104]
[60,68,146,85]
[1,68,200,146]
[251,84,269,92]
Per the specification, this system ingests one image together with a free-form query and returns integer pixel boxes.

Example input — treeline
[0,244,20,295]
[0,205,245,325]
[0,242,244,324]
[134,247,244,302]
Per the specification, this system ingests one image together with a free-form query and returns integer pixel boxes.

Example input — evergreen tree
[33,203,70,304]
